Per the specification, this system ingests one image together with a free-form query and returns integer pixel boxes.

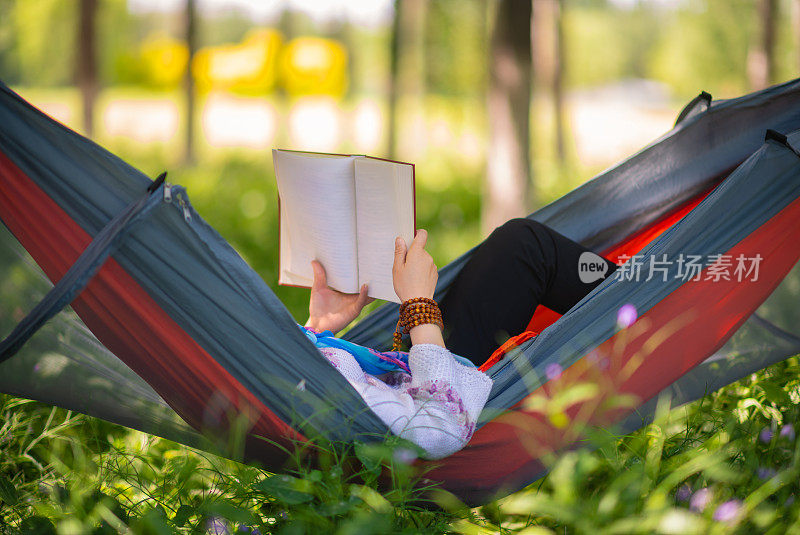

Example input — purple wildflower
[690,488,712,513]
[780,424,796,440]
[545,362,563,380]
[675,483,692,502]
[206,517,229,535]
[616,304,638,328]
[759,427,773,443]
[713,500,742,523]
[588,350,610,371]
[757,467,777,480]
[786,495,795,506]
[393,448,418,465]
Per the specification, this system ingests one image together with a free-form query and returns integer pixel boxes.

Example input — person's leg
[439,218,617,365]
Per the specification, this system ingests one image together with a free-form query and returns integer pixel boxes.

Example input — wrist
[409,323,445,347]
[398,291,434,302]
[305,317,335,334]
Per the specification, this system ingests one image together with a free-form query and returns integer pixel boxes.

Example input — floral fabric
[318,343,492,460]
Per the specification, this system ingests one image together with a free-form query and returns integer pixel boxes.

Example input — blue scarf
[299,325,476,375]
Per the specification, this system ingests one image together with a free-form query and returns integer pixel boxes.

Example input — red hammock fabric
[425,182,800,499]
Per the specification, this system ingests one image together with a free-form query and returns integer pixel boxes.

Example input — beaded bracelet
[392,297,444,351]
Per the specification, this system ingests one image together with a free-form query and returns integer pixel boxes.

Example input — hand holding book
[391,229,437,301]
[305,229,443,345]
[304,260,373,335]
[391,229,446,348]
[273,149,416,303]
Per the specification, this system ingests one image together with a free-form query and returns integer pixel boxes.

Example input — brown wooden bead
[393,297,444,350]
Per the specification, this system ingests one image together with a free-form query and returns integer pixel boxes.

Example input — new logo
[578,251,609,283]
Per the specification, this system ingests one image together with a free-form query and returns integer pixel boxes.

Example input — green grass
[2,354,800,533]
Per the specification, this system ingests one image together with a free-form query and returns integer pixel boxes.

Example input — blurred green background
[1,0,798,321]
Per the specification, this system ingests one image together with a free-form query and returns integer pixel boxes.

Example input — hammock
[1,78,800,506]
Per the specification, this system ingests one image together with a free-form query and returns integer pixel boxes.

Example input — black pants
[439,218,618,366]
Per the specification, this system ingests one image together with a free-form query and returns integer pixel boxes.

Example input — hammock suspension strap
[0,173,167,363]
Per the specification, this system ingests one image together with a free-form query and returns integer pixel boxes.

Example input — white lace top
[319,343,493,460]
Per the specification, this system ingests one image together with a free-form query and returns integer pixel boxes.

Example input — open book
[273,149,416,303]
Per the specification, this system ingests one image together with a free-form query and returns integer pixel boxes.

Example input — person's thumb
[311,260,327,290]
[356,283,374,308]
[410,228,428,250]
[393,236,407,268]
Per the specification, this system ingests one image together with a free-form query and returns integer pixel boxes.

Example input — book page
[354,157,415,302]
[273,149,359,293]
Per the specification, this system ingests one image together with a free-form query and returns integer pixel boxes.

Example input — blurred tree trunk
[748,0,777,90]
[277,4,298,148]
[483,0,532,235]
[334,20,356,99]
[532,0,565,164]
[553,0,565,163]
[278,4,298,39]
[388,1,401,159]
[794,0,800,73]
[76,0,98,138]
[183,0,197,165]
[387,0,426,159]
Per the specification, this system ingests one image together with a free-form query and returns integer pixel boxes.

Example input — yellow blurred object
[193,29,283,94]
[140,33,189,89]
[547,411,570,429]
[279,37,348,98]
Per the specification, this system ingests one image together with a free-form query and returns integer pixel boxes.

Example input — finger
[410,229,428,250]
[393,236,407,268]
[311,260,327,290]
[357,284,374,307]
